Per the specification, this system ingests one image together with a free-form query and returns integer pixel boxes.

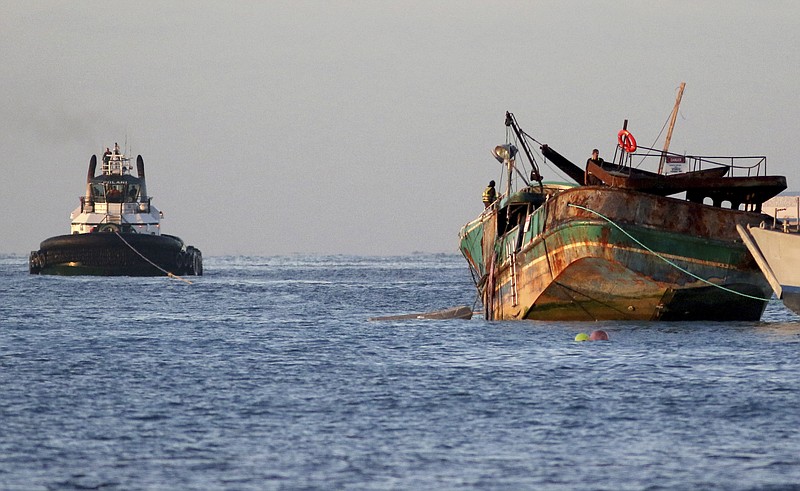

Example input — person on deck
[583,149,607,186]
[103,148,111,165]
[587,148,604,167]
[482,180,497,208]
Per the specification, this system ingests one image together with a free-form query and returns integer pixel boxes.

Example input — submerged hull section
[29,233,202,277]
[460,186,772,321]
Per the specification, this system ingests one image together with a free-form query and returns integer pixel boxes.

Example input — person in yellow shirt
[482,180,497,208]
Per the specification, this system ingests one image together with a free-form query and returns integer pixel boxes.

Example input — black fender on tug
[185,246,203,275]
[31,233,196,276]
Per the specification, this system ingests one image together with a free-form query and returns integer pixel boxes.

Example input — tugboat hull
[29,233,202,277]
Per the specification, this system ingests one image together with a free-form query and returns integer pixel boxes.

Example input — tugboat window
[105,183,125,203]
[127,184,140,202]
[91,183,105,202]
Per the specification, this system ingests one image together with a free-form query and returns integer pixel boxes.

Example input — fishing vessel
[29,143,203,276]
[459,104,786,321]
[737,196,800,315]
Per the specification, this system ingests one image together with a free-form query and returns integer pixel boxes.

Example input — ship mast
[658,82,686,174]
[505,112,543,188]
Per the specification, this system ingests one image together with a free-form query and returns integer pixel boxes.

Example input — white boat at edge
[738,224,800,315]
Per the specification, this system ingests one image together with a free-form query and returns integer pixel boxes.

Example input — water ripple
[2,254,800,489]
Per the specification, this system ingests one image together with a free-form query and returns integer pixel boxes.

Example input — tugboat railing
[101,154,131,176]
[80,196,152,213]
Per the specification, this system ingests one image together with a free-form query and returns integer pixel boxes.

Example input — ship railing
[101,154,132,176]
[627,145,768,177]
[80,196,152,213]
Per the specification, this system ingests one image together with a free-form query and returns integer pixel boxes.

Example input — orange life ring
[617,129,637,153]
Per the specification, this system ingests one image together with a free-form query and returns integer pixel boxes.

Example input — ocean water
[1,253,800,491]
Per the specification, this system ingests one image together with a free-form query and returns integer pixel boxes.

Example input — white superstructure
[69,144,163,235]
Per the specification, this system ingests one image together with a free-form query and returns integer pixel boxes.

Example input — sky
[2,1,799,256]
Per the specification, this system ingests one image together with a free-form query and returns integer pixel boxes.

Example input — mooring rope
[567,203,771,302]
[114,232,193,284]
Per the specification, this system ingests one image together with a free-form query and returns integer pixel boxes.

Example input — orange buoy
[617,129,637,153]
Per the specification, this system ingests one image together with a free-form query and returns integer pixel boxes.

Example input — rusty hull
[460,186,773,321]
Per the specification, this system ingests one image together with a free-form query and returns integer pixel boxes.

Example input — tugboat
[29,143,203,276]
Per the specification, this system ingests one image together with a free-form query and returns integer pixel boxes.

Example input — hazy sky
[3,1,799,256]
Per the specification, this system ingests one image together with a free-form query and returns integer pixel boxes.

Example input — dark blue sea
[2,253,800,490]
